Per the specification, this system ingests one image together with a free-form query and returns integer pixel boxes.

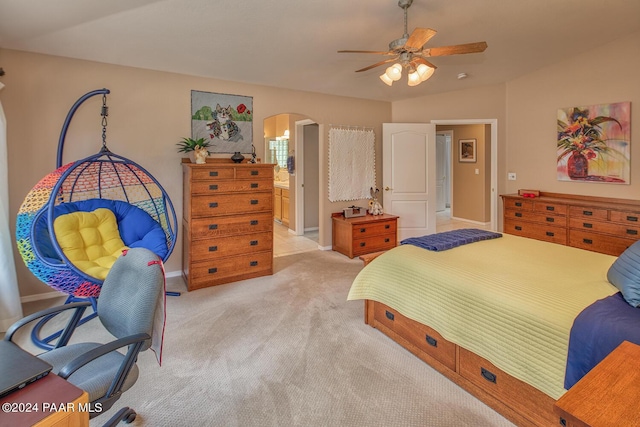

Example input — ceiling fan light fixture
[417,64,435,82]
[380,73,394,86]
[407,70,422,86]
[385,64,403,81]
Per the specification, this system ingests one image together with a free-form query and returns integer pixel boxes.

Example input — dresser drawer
[191,193,273,217]
[188,251,273,288]
[373,303,456,370]
[235,167,272,180]
[190,179,271,195]
[610,210,640,225]
[351,220,397,237]
[569,205,608,221]
[191,167,235,181]
[504,209,567,226]
[189,232,273,262]
[569,217,640,239]
[458,347,558,426]
[533,201,567,216]
[352,234,396,256]
[503,198,533,211]
[504,218,566,244]
[189,212,273,238]
[568,229,635,256]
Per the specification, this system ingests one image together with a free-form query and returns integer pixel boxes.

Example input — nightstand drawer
[352,234,396,256]
[351,220,397,237]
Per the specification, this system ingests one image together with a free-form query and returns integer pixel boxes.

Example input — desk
[0,373,89,427]
[554,340,640,427]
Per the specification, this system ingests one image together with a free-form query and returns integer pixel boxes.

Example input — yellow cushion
[53,208,128,280]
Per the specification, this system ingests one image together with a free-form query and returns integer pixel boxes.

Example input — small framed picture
[459,139,477,163]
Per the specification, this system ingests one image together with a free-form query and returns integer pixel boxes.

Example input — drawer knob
[627,229,638,235]
[481,367,497,384]
[583,210,593,216]
[209,202,218,208]
[583,238,593,244]
[546,231,554,237]
[250,240,258,246]
[209,224,218,230]
[515,226,522,231]
[359,242,366,247]
[545,217,554,222]
[627,216,638,222]
[425,335,438,347]
[209,171,218,177]
[251,183,259,189]
[515,202,522,207]
[250,220,259,225]
[360,228,366,233]
[583,223,592,228]
[209,184,218,190]
[515,212,522,217]
[385,310,394,321]
[208,267,217,274]
[384,238,390,243]
[251,170,259,176]
[385,224,390,229]
[250,260,258,266]
[546,206,555,211]
[250,200,258,205]
[208,246,218,252]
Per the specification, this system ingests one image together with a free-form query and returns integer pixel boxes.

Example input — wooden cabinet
[332,213,398,258]
[501,192,640,256]
[554,341,640,427]
[273,187,289,226]
[182,161,274,291]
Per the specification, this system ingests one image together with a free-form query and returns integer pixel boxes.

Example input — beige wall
[1,48,390,298]
[393,30,640,227]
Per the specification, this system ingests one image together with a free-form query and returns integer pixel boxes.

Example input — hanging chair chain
[101,93,109,150]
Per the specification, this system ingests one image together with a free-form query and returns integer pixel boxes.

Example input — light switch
[475,168,479,175]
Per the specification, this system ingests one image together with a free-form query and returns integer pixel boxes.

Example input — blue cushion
[34,199,168,261]
[607,240,640,307]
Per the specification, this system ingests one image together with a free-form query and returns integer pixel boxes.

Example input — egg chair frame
[16,88,178,349]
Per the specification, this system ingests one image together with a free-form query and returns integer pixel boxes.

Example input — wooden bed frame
[363,299,558,426]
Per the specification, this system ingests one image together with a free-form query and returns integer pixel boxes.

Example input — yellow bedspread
[347,234,618,399]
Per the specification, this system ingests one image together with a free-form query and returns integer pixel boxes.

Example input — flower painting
[557,102,630,183]
[191,90,253,154]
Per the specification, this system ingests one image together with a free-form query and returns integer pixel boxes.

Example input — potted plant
[177,137,212,164]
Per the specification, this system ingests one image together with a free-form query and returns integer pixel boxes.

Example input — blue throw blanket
[400,228,502,251]
[565,292,640,389]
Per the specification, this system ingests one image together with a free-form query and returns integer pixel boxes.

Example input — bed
[347,233,638,426]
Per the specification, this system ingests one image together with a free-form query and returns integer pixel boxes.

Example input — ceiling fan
[338,0,487,86]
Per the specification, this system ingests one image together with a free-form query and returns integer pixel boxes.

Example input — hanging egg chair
[15,89,177,347]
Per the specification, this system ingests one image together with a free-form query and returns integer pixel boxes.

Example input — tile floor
[273,222,319,257]
[435,208,492,232]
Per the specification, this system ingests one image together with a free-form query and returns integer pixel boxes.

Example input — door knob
[384,186,393,191]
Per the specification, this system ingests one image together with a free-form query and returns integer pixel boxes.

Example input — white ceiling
[1,0,639,102]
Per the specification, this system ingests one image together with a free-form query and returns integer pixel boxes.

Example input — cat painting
[206,104,241,141]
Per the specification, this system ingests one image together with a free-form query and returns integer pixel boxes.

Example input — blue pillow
[607,240,640,307]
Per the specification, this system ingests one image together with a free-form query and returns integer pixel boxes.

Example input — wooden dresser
[501,192,640,256]
[182,161,274,291]
[332,213,398,259]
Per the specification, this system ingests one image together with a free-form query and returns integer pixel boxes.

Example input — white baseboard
[319,245,332,251]
[450,216,491,226]
[304,227,319,232]
[165,270,182,278]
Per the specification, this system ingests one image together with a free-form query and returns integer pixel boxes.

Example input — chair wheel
[124,410,137,423]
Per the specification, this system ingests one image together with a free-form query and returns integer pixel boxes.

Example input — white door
[383,123,436,241]
[435,134,446,212]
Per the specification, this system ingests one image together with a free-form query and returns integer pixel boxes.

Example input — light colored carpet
[16,250,515,426]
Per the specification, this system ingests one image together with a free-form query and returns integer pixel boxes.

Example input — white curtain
[0,81,23,332]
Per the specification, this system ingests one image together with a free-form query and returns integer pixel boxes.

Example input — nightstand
[331,213,398,259]
[554,340,640,427]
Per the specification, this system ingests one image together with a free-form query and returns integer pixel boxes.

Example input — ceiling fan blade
[404,28,437,50]
[425,41,488,57]
[355,57,399,73]
[412,57,438,70]
[338,50,394,55]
